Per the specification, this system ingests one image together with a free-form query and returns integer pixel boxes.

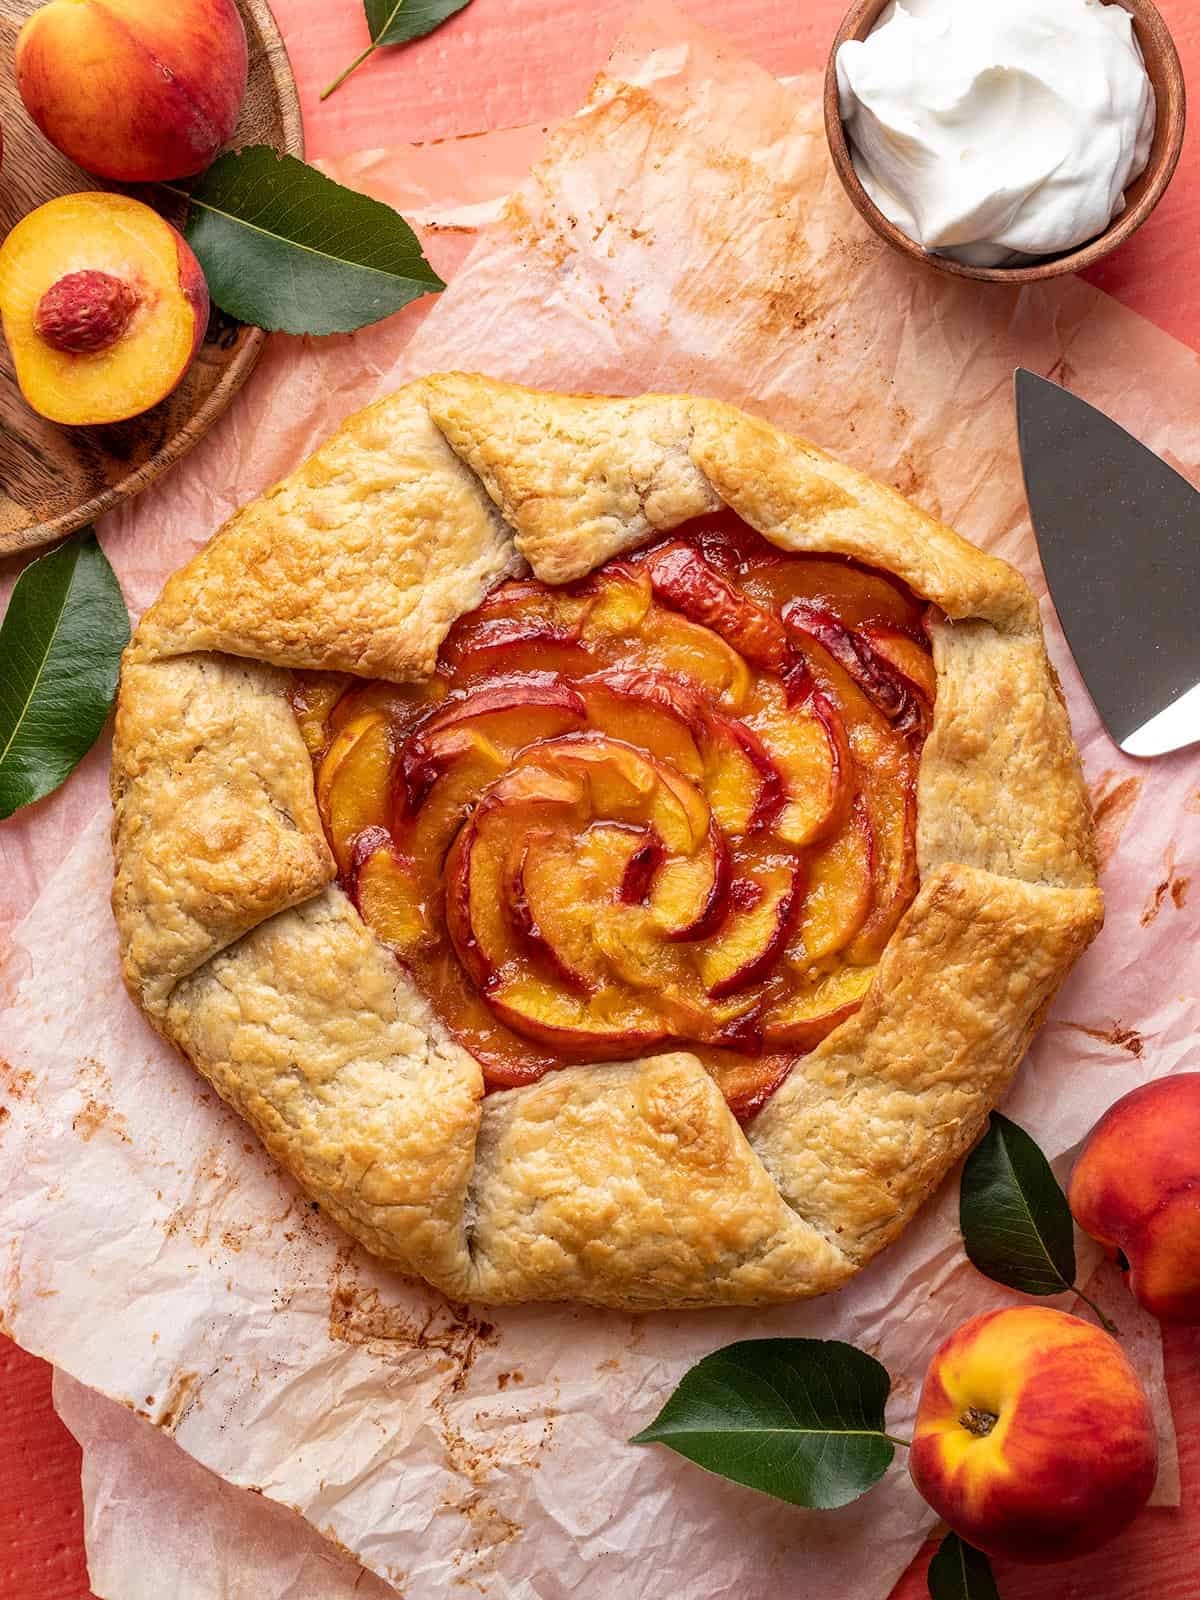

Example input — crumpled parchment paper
[2,6,1198,1597]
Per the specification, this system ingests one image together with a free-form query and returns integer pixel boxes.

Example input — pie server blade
[1015,368,1200,759]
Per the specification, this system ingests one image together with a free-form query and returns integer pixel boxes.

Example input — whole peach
[1070,1073,1200,1322]
[910,1306,1156,1563]
[16,0,247,182]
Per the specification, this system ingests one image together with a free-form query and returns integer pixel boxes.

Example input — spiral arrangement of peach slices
[293,517,936,1121]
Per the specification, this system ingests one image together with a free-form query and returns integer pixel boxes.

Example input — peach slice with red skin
[747,680,852,848]
[16,0,248,182]
[1069,1074,1200,1324]
[785,601,931,739]
[398,677,586,813]
[762,963,875,1050]
[316,710,395,875]
[350,833,430,958]
[698,861,801,999]
[0,192,209,426]
[580,669,781,836]
[796,796,875,963]
[643,543,790,672]
[487,978,671,1060]
[705,1052,795,1124]
[509,834,598,993]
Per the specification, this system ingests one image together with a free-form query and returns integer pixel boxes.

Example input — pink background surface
[1,0,1198,1594]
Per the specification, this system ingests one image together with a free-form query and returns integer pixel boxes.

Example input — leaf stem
[883,1432,912,1449]
[1072,1285,1119,1336]
[320,41,377,100]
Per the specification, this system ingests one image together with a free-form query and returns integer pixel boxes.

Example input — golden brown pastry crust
[111,374,1102,1309]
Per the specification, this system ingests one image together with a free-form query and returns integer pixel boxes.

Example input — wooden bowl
[824,0,1186,285]
[0,0,303,559]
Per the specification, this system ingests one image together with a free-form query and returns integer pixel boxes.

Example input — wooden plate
[0,0,303,558]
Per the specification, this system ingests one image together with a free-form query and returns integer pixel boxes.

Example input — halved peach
[0,192,208,425]
[316,710,394,874]
[698,862,800,999]
[762,964,875,1049]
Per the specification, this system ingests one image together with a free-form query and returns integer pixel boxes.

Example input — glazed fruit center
[294,515,935,1120]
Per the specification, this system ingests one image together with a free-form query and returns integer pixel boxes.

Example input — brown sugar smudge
[72,1097,130,1143]
[327,1255,558,1571]
[158,1369,202,1434]
[1089,771,1144,871]
[0,1056,36,1106]
[1140,844,1190,926]
[1061,1020,1145,1058]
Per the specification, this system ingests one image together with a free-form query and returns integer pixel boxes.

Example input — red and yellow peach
[1070,1073,1200,1323]
[16,0,247,183]
[909,1306,1157,1563]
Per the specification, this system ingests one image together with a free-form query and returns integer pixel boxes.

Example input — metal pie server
[1016,369,1200,759]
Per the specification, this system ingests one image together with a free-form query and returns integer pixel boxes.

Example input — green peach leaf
[631,1338,897,1509]
[960,1111,1076,1297]
[927,1532,1001,1600]
[172,147,443,336]
[0,530,129,819]
[322,0,475,100]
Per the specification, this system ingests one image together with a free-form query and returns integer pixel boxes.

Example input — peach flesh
[15,0,248,183]
[0,192,209,426]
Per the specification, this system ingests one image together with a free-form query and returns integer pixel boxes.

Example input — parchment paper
[2,7,1198,1598]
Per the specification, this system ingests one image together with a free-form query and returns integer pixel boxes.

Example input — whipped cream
[836,0,1156,267]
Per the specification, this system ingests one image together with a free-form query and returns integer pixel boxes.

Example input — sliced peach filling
[296,510,935,1119]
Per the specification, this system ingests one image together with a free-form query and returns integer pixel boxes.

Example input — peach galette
[111,375,1103,1310]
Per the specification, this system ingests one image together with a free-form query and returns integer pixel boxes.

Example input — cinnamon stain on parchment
[1140,843,1190,926]
[158,1369,202,1434]
[1060,1020,1145,1058]
[0,1054,36,1109]
[327,1251,556,1581]
[1089,770,1144,871]
[70,1057,130,1144]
